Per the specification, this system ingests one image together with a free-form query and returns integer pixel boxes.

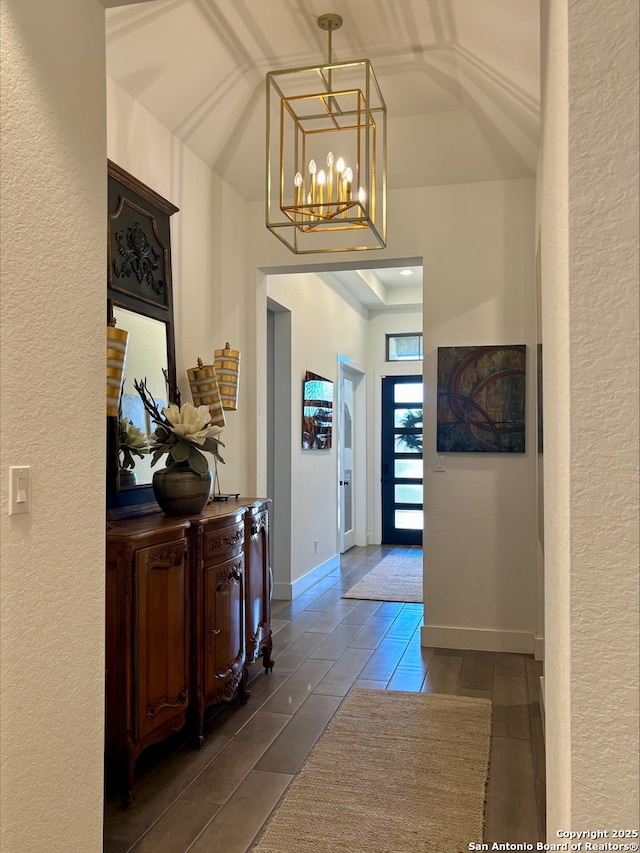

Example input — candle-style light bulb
[343,166,353,217]
[309,159,317,208]
[358,186,366,205]
[326,152,334,209]
[345,166,353,198]
[317,169,326,215]
[336,157,345,204]
[294,171,303,207]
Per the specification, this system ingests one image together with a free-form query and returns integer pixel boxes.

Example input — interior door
[381,375,423,545]
[339,368,356,552]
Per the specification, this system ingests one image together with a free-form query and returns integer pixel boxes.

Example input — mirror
[114,306,168,488]
[107,160,179,518]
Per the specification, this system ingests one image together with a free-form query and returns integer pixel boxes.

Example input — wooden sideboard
[106,498,273,807]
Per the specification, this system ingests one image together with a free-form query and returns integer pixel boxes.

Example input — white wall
[107,77,255,495]
[541,0,639,833]
[246,179,538,652]
[419,179,538,653]
[266,272,370,594]
[0,1,107,849]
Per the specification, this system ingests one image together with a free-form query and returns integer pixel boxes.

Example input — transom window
[386,333,423,362]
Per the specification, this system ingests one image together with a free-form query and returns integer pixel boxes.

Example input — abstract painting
[437,345,526,452]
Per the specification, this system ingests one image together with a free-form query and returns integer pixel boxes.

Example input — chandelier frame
[266,24,387,254]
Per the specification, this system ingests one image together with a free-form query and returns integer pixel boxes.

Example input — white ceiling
[105,0,540,309]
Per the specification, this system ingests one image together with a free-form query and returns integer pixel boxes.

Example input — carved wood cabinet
[106,499,272,806]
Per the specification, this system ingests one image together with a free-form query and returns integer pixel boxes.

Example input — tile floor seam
[174,719,295,826]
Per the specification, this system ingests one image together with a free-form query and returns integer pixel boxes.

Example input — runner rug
[251,688,492,853]
[341,554,423,602]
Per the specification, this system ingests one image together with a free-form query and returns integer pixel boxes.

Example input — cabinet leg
[193,696,205,749]
[260,634,274,674]
[120,752,135,809]
[238,668,251,704]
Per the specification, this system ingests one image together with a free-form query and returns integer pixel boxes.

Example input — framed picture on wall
[302,371,333,450]
[437,345,526,452]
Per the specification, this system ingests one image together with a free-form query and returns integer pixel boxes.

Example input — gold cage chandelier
[266,13,387,254]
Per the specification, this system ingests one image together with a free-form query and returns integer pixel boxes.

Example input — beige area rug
[342,554,423,602]
[251,688,492,853]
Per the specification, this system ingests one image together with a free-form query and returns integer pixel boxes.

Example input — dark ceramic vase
[152,461,212,516]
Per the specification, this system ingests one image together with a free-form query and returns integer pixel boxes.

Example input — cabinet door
[245,509,270,662]
[135,538,190,744]
[203,554,245,704]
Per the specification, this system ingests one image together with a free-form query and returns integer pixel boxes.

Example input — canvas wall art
[302,370,333,450]
[437,345,526,452]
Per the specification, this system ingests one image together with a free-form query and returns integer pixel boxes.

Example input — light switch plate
[434,455,446,472]
[9,466,31,515]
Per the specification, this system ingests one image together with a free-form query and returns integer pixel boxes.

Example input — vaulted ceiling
[105,0,540,305]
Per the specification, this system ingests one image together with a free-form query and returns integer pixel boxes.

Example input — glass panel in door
[381,376,423,545]
[339,371,356,552]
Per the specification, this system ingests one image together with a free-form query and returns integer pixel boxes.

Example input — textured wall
[0,0,107,849]
[567,0,639,827]
[542,0,640,833]
[539,0,573,826]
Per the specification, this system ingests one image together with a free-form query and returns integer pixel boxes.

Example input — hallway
[104,545,545,852]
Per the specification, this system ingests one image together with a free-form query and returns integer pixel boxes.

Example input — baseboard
[534,635,544,661]
[273,554,341,601]
[420,624,535,654]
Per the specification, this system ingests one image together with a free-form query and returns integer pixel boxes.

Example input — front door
[381,375,423,545]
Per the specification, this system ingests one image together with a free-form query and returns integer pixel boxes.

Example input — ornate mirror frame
[107,160,179,518]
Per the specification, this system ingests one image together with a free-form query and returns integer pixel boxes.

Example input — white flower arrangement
[119,417,148,470]
[134,378,225,474]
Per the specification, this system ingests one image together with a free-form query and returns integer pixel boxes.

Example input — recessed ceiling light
[400,269,414,276]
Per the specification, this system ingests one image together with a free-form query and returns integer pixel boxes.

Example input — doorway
[381,375,423,545]
[339,368,355,552]
[338,361,365,553]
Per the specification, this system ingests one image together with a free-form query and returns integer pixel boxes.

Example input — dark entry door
[381,375,423,545]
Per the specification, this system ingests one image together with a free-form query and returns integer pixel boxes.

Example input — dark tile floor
[104,544,545,852]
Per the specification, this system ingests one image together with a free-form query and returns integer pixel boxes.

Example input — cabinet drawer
[203,521,244,564]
